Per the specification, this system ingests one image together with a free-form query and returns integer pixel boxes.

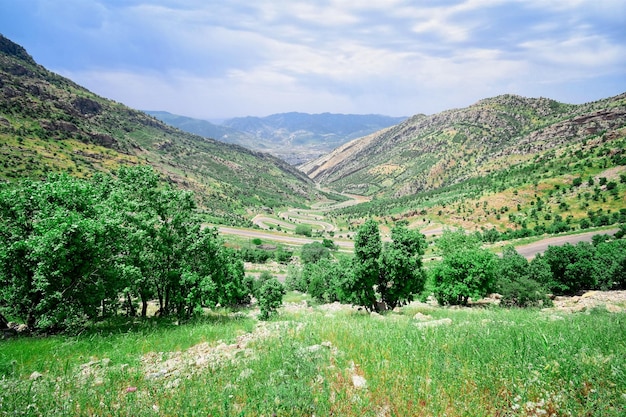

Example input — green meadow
[1,297,624,416]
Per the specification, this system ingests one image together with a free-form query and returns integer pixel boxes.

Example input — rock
[321,341,333,348]
[352,375,367,389]
[412,312,432,322]
[581,291,598,298]
[370,311,384,319]
[605,304,623,313]
[29,371,43,380]
[413,318,452,328]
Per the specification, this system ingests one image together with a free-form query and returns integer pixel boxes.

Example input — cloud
[3,0,624,118]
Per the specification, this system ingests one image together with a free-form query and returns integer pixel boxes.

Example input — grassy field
[1,297,625,416]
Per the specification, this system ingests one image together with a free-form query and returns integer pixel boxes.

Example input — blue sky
[1,0,625,119]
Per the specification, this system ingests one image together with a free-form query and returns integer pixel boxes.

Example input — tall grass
[1,304,624,416]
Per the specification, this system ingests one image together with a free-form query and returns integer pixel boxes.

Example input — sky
[1,0,625,120]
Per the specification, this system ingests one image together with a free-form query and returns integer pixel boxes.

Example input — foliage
[378,225,427,309]
[300,241,331,264]
[295,224,313,237]
[326,221,427,311]
[0,167,252,331]
[432,248,498,306]
[302,257,354,304]
[345,219,382,311]
[436,229,481,256]
[322,238,338,250]
[257,277,285,320]
[495,246,551,307]
[541,243,599,295]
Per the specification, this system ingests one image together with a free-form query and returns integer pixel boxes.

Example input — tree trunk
[126,293,137,317]
[0,312,8,329]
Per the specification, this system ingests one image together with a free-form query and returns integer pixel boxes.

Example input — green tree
[0,174,121,330]
[378,225,426,309]
[300,241,330,264]
[432,248,497,306]
[495,246,550,307]
[436,228,481,256]
[295,224,312,237]
[345,219,382,311]
[593,239,626,289]
[258,277,285,320]
[542,243,598,295]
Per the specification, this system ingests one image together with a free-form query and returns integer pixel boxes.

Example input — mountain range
[146,110,405,165]
[1,34,625,231]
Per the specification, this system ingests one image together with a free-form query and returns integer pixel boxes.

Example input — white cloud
[18,0,622,118]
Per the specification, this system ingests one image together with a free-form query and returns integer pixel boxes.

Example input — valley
[2,34,626,417]
[216,190,620,261]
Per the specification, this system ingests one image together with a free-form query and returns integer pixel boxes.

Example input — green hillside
[0,35,316,223]
[302,94,626,233]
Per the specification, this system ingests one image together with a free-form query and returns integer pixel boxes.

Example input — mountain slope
[302,93,626,198]
[0,35,316,222]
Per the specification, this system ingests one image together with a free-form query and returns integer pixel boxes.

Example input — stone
[29,371,43,380]
[412,312,432,321]
[605,304,623,313]
[413,318,452,328]
[352,375,367,389]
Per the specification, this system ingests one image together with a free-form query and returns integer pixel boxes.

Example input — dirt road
[217,226,355,250]
[219,226,619,258]
[513,228,618,259]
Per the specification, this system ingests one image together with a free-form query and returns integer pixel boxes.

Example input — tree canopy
[0,166,254,331]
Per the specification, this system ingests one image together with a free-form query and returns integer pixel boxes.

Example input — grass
[1,303,625,416]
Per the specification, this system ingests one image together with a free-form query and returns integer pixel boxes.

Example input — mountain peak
[0,34,36,65]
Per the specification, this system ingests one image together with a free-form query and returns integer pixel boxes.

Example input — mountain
[302,93,626,199]
[143,111,255,148]
[0,35,316,223]
[222,112,407,165]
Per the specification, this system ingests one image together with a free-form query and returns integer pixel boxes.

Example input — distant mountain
[0,35,317,223]
[222,112,407,165]
[143,111,254,147]
[301,93,626,198]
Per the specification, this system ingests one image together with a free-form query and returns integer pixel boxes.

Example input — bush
[285,265,307,292]
[496,247,551,307]
[274,246,293,264]
[542,243,598,295]
[497,276,552,308]
[295,224,312,237]
[258,277,285,320]
[300,242,330,264]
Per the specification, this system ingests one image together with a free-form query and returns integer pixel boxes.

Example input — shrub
[258,277,285,320]
[300,242,330,264]
[542,243,598,295]
[495,247,551,307]
[295,224,312,237]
